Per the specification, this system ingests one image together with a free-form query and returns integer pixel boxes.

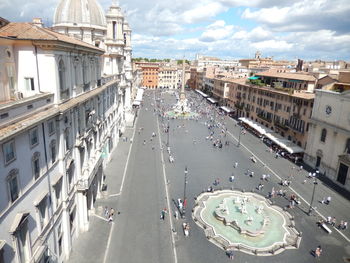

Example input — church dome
[53,0,106,29]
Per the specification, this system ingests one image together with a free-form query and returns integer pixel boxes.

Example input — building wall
[0,29,128,263]
[304,90,350,191]
[141,66,158,88]
[227,79,313,148]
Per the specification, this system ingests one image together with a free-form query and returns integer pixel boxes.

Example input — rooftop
[255,71,316,82]
[0,22,104,52]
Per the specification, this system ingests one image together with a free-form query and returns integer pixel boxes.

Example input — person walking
[234,162,238,168]
[104,206,109,219]
[108,208,115,222]
[315,245,322,259]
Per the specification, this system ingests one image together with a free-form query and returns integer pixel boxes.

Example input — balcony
[234,102,244,110]
[275,121,289,131]
[257,113,272,123]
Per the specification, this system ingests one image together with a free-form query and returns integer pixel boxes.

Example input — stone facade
[0,18,131,263]
[304,88,350,191]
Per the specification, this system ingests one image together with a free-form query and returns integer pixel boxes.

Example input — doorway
[337,163,348,185]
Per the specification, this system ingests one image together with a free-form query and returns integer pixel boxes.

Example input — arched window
[32,152,41,180]
[345,138,350,154]
[320,128,327,142]
[58,60,66,93]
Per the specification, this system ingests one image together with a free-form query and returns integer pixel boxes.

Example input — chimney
[32,18,43,27]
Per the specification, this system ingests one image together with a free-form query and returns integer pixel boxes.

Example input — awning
[9,212,29,234]
[132,100,141,106]
[239,117,273,135]
[219,106,234,113]
[265,133,304,154]
[135,88,144,102]
[248,76,260,80]
[195,89,209,98]
[207,97,218,104]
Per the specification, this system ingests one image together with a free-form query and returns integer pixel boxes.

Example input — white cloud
[200,20,234,42]
[251,39,293,52]
[242,0,350,33]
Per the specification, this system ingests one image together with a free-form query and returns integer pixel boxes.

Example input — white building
[0,19,130,263]
[193,54,239,68]
[158,68,180,89]
[52,0,135,125]
[304,74,350,191]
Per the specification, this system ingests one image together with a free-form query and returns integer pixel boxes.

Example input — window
[69,208,76,234]
[7,169,19,203]
[2,140,16,165]
[320,128,327,143]
[24,77,35,91]
[54,178,63,208]
[345,138,350,154]
[64,128,70,151]
[17,219,31,263]
[36,196,48,230]
[32,152,40,180]
[50,140,56,164]
[59,60,68,99]
[48,120,55,135]
[29,127,39,147]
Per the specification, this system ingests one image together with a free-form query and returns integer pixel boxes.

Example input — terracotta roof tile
[0,22,103,52]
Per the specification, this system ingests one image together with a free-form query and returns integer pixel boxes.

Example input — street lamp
[182,166,188,218]
[167,121,170,147]
[308,179,318,215]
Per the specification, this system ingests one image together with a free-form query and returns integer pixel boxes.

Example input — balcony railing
[257,114,272,123]
[275,121,289,131]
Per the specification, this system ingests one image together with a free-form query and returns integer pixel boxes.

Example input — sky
[1,0,350,61]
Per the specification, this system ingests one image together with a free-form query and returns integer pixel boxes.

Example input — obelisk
[180,58,186,100]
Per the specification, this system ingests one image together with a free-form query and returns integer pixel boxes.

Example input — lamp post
[167,121,170,147]
[182,166,188,218]
[308,179,318,215]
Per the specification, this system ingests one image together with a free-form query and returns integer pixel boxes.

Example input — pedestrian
[104,206,109,218]
[315,245,322,258]
[108,208,115,222]
[234,162,238,168]
[326,196,331,205]
[228,250,234,260]
[175,210,179,220]
[230,175,235,182]
[331,217,336,226]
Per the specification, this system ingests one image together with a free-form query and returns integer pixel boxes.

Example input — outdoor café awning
[195,89,209,98]
[239,117,273,135]
[135,88,144,102]
[207,97,218,104]
[265,133,304,154]
[219,106,234,113]
[132,100,141,106]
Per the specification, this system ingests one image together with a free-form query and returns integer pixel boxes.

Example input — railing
[257,114,272,123]
[275,121,289,131]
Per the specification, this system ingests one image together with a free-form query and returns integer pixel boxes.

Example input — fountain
[193,190,302,256]
[165,59,199,119]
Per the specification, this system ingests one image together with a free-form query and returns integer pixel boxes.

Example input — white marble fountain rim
[198,190,291,250]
